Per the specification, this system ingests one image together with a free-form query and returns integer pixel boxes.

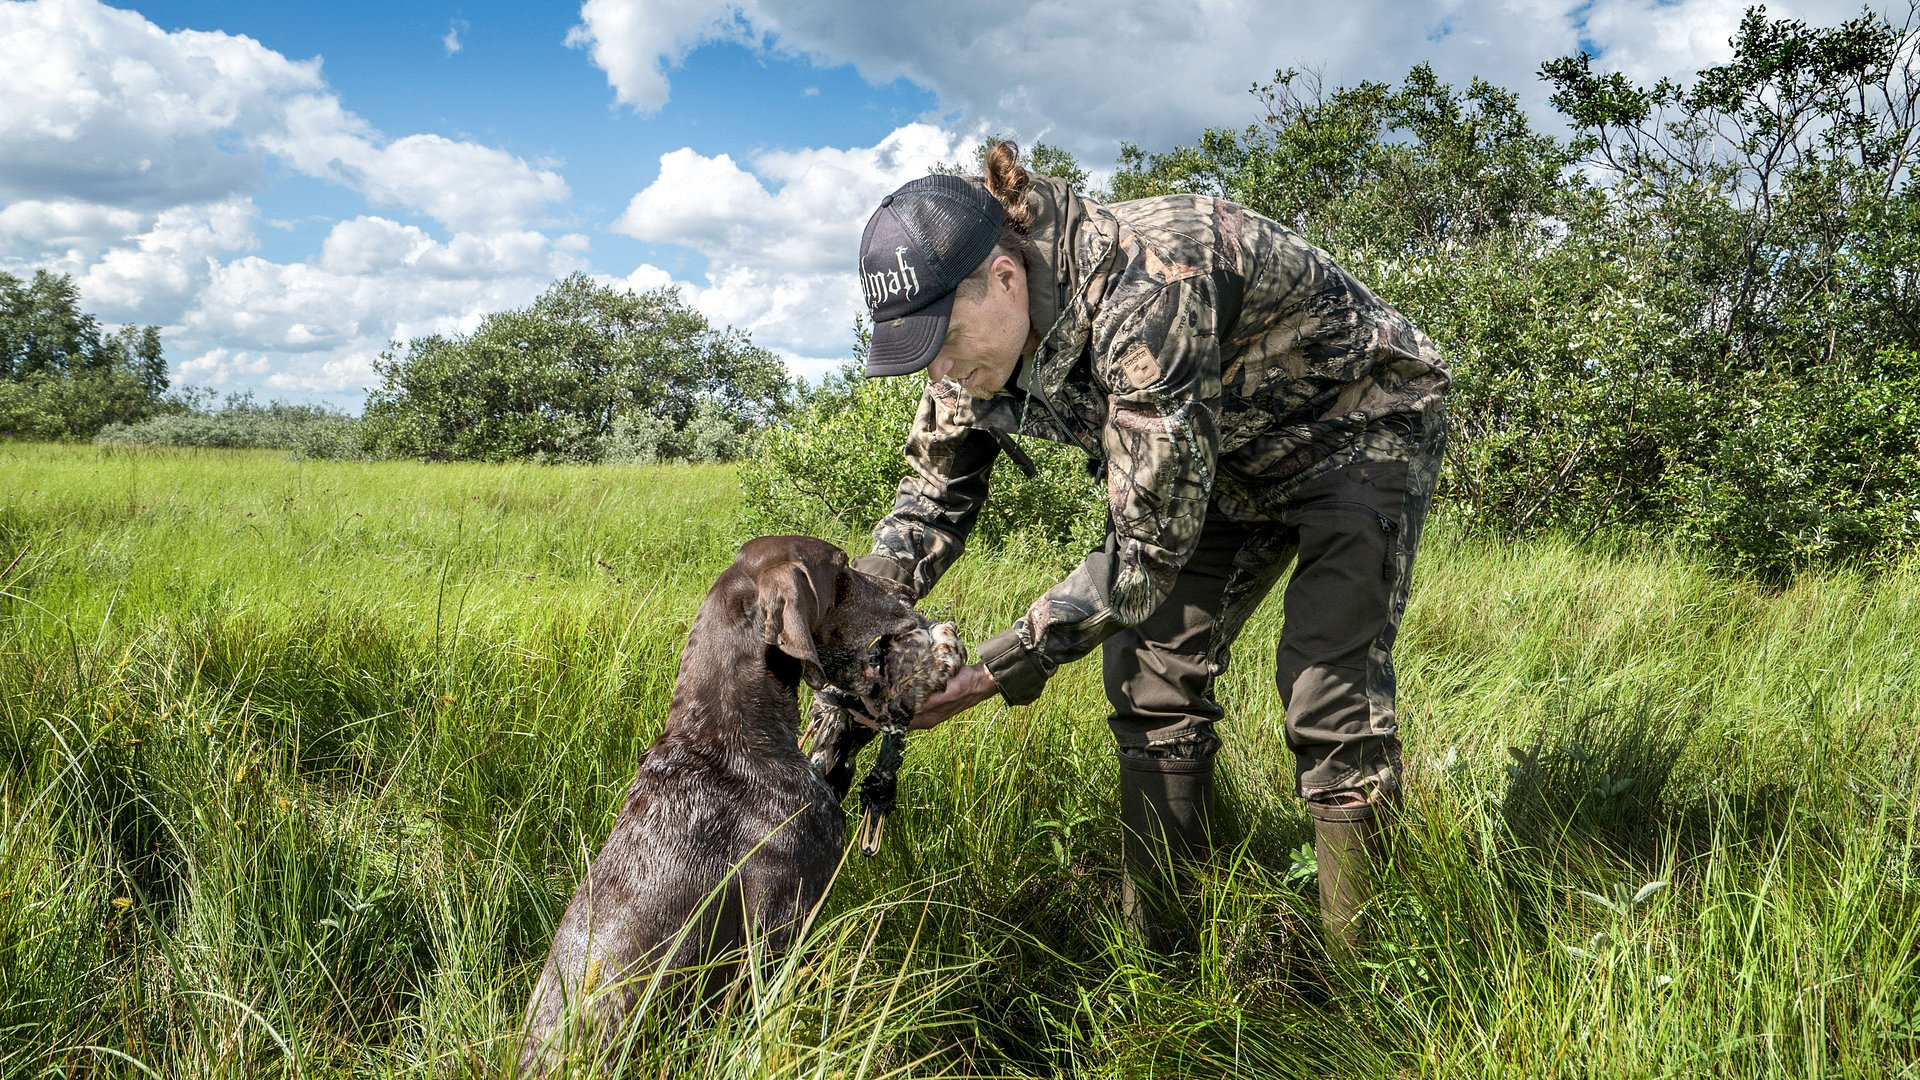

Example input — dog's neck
[662,591,806,753]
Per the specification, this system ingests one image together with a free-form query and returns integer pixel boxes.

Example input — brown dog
[516,536,929,1072]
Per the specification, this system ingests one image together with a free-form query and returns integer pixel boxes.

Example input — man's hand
[906,661,998,729]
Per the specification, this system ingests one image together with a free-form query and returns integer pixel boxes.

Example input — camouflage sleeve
[977,279,1222,704]
[855,381,1000,601]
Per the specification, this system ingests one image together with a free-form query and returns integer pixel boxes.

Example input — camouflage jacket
[855,177,1448,705]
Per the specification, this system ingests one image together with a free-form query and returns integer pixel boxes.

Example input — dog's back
[518,727,840,1068]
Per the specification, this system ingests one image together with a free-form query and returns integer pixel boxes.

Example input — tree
[0,270,168,440]
[1533,2,1920,575]
[1110,63,1582,260]
[1542,2,1920,373]
[360,273,791,463]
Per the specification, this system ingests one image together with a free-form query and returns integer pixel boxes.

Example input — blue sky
[0,0,1896,408]
[133,0,940,275]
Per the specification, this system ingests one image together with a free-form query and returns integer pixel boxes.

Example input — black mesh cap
[859,174,1004,376]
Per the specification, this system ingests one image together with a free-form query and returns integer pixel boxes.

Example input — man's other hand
[907,662,999,729]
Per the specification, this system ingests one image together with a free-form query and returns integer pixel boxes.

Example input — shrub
[599,401,746,465]
[360,274,789,464]
[0,370,157,441]
[1669,348,1920,580]
[740,364,1105,552]
[96,393,364,456]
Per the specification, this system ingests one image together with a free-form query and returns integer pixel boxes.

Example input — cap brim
[865,290,953,377]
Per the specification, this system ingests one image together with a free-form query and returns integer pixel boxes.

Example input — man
[849,146,1447,944]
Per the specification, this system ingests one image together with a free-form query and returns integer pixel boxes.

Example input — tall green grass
[2,442,1915,1077]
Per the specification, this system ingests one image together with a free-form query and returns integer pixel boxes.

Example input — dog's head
[736,536,921,692]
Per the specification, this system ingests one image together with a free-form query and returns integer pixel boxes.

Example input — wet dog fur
[515,536,924,1072]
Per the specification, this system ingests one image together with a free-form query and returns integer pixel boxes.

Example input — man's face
[924,253,1030,399]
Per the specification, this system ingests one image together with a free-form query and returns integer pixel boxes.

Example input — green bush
[360,274,788,464]
[740,363,1106,552]
[96,393,365,456]
[1669,348,1920,579]
[0,369,159,441]
[599,400,749,465]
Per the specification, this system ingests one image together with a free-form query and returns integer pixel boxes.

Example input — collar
[1006,177,1119,405]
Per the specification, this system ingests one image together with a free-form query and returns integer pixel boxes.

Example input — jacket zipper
[1014,230,1116,480]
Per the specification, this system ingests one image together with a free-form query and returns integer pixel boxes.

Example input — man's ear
[758,560,835,689]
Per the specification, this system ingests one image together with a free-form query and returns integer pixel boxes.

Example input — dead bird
[802,619,966,854]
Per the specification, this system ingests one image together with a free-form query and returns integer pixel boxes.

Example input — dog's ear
[757,553,843,689]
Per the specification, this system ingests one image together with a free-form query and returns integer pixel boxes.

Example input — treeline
[750,4,1920,581]
[4,272,788,466]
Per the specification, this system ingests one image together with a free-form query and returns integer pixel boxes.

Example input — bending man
[849,143,1448,943]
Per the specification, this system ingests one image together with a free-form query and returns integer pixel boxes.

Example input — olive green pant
[1103,435,1442,801]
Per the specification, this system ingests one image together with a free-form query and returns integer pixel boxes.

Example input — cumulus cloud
[78,199,259,322]
[0,0,315,208]
[568,0,1895,156]
[0,0,583,401]
[612,122,970,377]
[1571,0,1821,85]
[564,0,760,114]
[0,200,149,253]
[257,93,569,233]
[0,0,567,231]
[166,216,591,393]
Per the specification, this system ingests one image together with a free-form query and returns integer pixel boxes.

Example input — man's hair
[954,139,1040,302]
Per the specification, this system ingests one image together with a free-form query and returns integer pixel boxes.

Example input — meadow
[1,441,1916,1078]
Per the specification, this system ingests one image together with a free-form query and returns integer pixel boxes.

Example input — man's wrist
[850,553,913,590]
[976,626,1048,706]
[967,662,999,703]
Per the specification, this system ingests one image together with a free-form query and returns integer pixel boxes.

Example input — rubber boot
[1117,752,1215,947]
[1307,796,1380,949]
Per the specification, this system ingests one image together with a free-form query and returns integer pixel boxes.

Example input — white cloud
[0,0,315,207]
[165,217,588,392]
[444,18,467,56]
[0,201,588,396]
[247,87,569,234]
[617,263,677,293]
[568,0,1895,157]
[0,0,567,232]
[0,0,583,402]
[78,199,259,322]
[1571,0,1829,86]
[0,200,149,252]
[612,122,971,378]
[564,0,759,114]
[178,347,273,385]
